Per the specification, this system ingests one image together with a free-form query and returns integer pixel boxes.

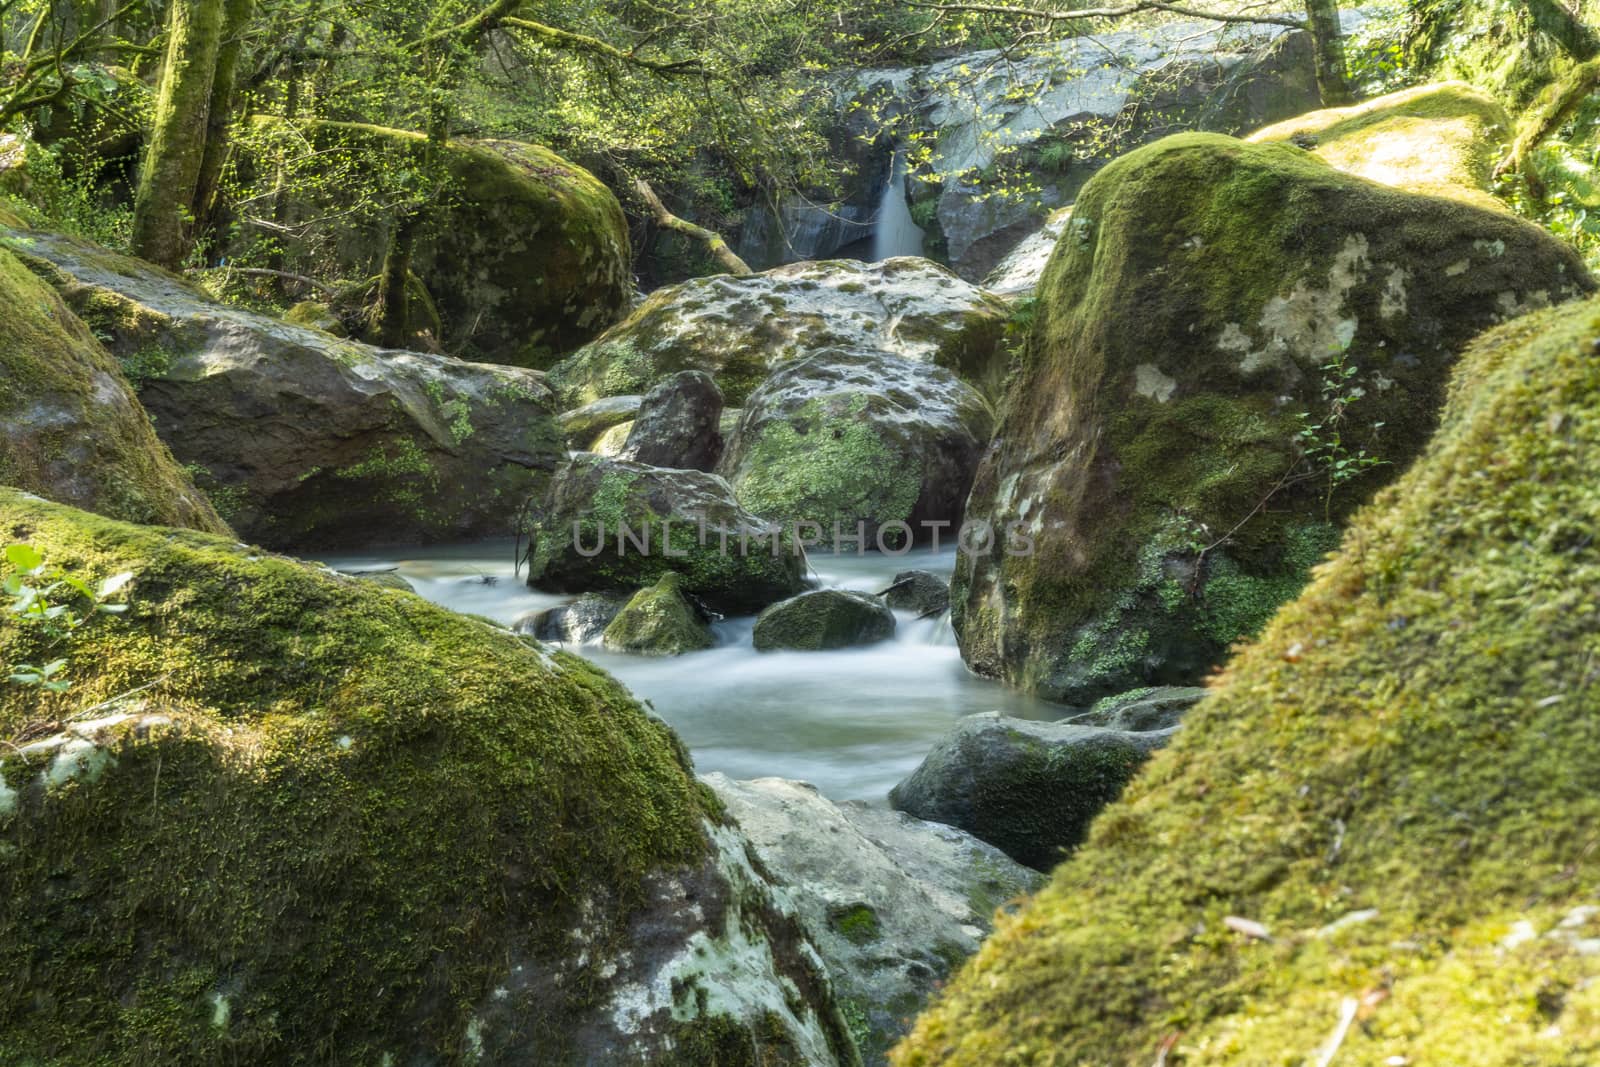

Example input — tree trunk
[370,94,449,347]
[1304,0,1354,106]
[633,177,753,275]
[190,0,257,249]
[130,0,229,269]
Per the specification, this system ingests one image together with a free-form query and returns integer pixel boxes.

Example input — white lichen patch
[1238,234,1369,374]
[44,738,113,789]
[209,992,231,1029]
[606,822,838,1065]
[1380,267,1410,319]
[1133,363,1177,403]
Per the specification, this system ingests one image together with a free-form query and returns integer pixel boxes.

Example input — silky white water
[318,542,1061,801]
[871,149,926,261]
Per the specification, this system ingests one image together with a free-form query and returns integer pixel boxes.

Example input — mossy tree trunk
[1304,0,1354,106]
[190,0,257,247]
[370,90,449,348]
[130,0,228,269]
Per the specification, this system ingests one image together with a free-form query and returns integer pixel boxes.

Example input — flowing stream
[318,542,1063,801]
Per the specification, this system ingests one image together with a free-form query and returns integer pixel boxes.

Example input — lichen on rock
[546,258,1010,408]
[895,293,1600,1065]
[952,131,1593,705]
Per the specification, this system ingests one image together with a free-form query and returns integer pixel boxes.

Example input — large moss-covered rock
[953,132,1592,705]
[602,572,715,655]
[1248,81,1512,209]
[889,713,1173,871]
[3,223,564,549]
[548,258,1011,407]
[753,589,896,652]
[560,394,642,450]
[0,247,225,534]
[0,491,858,1066]
[253,122,632,365]
[719,350,993,545]
[893,295,1600,1066]
[524,454,808,614]
[706,775,1043,1067]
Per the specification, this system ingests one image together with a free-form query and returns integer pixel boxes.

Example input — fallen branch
[224,266,338,295]
[633,177,752,276]
[1496,57,1600,200]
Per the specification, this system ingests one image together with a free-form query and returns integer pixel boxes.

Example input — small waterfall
[871,149,925,261]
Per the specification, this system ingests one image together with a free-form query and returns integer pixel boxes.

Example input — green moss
[735,397,921,541]
[601,572,714,656]
[0,247,227,535]
[828,904,882,947]
[1248,82,1514,209]
[952,131,1593,704]
[895,295,1600,1064]
[0,490,712,1064]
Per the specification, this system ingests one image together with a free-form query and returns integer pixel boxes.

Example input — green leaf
[5,544,43,572]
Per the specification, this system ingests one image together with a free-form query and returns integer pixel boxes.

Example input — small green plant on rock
[1296,344,1388,522]
[3,544,131,692]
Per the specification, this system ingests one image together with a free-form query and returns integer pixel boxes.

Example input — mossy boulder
[719,349,993,547]
[889,713,1172,871]
[525,454,808,614]
[602,572,715,655]
[559,394,642,450]
[1248,82,1513,210]
[251,122,632,366]
[0,490,858,1066]
[881,570,951,617]
[2,223,565,549]
[0,246,226,534]
[282,300,346,336]
[891,294,1600,1067]
[753,590,896,652]
[707,774,1043,1067]
[952,132,1593,705]
[547,258,1011,408]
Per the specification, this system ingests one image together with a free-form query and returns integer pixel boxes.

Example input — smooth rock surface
[619,370,725,472]
[705,774,1042,1065]
[890,713,1175,871]
[4,225,564,549]
[753,589,896,652]
[548,258,1010,408]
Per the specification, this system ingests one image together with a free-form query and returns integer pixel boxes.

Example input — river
[318,541,1063,801]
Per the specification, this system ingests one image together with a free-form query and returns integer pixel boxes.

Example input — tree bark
[190,0,257,246]
[130,0,228,269]
[633,178,753,275]
[1304,0,1354,106]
